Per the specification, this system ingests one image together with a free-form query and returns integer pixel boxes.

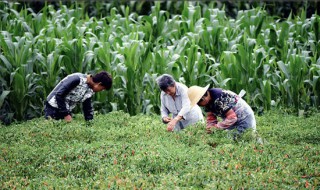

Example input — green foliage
[1,1,320,123]
[0,110,319,189]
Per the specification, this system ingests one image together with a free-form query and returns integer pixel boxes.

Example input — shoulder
[221,89,238,97]
[160,91,166,97]
[69,73,86,79]
[60,73,82,86]
[65,73,82,80]
[176,82,188,92]
[176,82,187,89]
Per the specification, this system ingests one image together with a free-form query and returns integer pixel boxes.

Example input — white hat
[188,84,210,107]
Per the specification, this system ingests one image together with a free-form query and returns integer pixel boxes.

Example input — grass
[0,110,319,189]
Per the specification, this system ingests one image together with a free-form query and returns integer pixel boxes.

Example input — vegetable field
[0,110,319,189]
[0,1,319,124]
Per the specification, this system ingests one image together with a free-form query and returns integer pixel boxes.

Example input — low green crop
[0,110,319,189]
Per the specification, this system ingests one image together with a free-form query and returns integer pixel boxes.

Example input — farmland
[0,110,319,189]
[0,1,320,189]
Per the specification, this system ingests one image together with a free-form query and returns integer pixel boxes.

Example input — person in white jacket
[156,74,203,132]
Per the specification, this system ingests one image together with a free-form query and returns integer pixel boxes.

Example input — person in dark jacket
[188,85,257,140]
[44,71,112,122]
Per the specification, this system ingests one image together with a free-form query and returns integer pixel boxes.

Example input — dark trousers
[44,101,65,120]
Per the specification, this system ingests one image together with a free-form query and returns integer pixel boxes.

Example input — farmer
[188,85,257,139]
[156,74,204,132]
[44,71,112,122]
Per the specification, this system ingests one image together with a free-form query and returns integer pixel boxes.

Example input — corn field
[0,1,319,124]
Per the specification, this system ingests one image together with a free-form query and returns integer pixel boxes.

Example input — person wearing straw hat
[188,85,257,139]
[156,74,204,132]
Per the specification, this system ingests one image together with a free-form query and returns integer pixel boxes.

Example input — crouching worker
[156,74,203,132]
[44,71,112,122]
[188,85,257,140]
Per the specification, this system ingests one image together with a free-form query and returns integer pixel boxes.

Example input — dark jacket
[46,73,94,120]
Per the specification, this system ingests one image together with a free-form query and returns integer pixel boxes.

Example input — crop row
[0,1,319,123]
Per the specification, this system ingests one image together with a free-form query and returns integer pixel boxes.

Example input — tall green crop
[1,2,320,123]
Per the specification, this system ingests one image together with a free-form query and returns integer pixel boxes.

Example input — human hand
[64,115,72,122]
[167,118,178,132]
[206,125,214,134]
[163,117,172,124]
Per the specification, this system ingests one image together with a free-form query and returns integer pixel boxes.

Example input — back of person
[188,85,257,139]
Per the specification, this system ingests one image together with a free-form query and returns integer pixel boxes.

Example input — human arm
[166,115,183,132]
[82,97,94,121]
[160,92,171,123]
[55,75,80,121]
[209,109,237,130]
[206,112,218,134]
[206,90,238,132]
[166,85,191,131]
[176,85,192,120]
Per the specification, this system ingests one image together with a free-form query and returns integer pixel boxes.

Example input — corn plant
[0,33,42,120]
[1,2,320,123]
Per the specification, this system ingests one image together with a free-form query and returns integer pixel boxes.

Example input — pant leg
[44,101,64,120]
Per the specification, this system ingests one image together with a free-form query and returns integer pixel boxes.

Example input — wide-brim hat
[188,84,210,107]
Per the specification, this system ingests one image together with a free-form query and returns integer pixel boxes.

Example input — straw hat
[188,84,210,107]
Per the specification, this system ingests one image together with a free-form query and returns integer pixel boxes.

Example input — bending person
[188,85,257,139]
[156,74,203,132]
[44,71,112,122]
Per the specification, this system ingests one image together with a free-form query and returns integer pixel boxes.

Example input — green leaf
[277,61,289,79]
[268,28,277,47]
[278,22,289,48]
[0,54,12,71]
[0,90,10,109]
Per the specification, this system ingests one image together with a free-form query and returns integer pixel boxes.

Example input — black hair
[156,74,175,91]
[92,71,112,90]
